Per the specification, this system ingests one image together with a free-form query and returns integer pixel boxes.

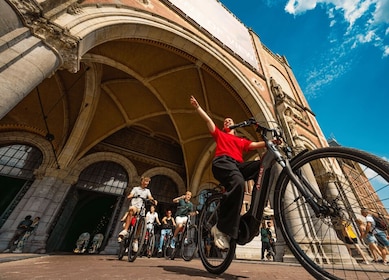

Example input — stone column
[0,167,74,253]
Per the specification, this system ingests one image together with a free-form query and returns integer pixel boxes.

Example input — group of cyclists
[117,175,196,259]
[115,96,389,279]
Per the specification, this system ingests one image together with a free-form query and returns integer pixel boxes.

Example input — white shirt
[146,212,159,224]
[130,186,151,209]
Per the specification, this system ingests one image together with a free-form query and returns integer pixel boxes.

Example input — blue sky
[220,0,389,160]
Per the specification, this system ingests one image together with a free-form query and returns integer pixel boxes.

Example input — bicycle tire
[148,233,155,257]
[128,217,147,262]
[181,224,198,261]
[164,235,173,259]
[118,237,128,260]
[274,146,389,280]
[197,193,236,274]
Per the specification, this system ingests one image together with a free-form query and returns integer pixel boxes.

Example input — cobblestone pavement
[0,253,315,280]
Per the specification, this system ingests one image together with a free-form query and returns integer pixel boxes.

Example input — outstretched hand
[190,95,199,108]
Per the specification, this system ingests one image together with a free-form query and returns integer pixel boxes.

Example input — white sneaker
[118,230,129,242]
[211,225,230,250]
[132,240,138,252]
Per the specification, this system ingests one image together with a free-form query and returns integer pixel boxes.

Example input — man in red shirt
[190,96,267,250]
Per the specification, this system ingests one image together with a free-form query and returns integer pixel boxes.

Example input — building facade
[0,0,329,256]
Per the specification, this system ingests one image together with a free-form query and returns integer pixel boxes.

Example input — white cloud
[383,45,389,57]
[285,0,318,14]
[284,0,389,54]
[283,0,389,96]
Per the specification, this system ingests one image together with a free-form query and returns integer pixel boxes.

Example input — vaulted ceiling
[0,38,257,185]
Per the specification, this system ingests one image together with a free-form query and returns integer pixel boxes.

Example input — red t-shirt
[211,127,252,163]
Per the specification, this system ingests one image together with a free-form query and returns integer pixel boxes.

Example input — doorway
[59,189,118,252]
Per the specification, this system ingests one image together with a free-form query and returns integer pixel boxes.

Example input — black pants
[212,156,260,239]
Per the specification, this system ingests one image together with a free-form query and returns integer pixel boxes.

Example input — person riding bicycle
[170,191,194,249]
[157,209,176,254]
[118,176,158,253]
[146,205,161,233]
[145,205,161,257]
[190,95,270,250]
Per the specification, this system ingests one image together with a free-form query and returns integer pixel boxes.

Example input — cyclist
[190,95,271,250]
[171,191,194,249]
[145,205,161,257]
[118,176,158,252]
[157,210,176,254]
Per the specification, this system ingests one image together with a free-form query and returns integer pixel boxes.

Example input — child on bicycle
[171,191,194,249]
[190,95,269,250]
[118,176,158,253]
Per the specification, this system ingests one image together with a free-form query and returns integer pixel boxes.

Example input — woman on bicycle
[146,205,161,232]
[157,210,176,254]
[190,95,269,250]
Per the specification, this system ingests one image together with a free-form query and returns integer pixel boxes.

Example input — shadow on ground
[160,265,248,279]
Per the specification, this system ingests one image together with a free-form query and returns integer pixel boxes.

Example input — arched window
[76,161,128,195]
[0,144,42,179]
[148,175,178,203]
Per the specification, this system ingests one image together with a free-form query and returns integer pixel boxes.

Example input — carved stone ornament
[8,0,81,73]
[270,77,285,100]
[67,2,84,15]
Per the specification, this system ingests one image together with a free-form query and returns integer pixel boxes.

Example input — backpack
[373,215,388,231]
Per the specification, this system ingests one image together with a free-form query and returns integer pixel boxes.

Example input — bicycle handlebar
[132,195,156,205]
[229,118,284,141]
[229,117,293,160]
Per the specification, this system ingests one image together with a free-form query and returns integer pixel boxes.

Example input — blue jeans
[158,229,172,250]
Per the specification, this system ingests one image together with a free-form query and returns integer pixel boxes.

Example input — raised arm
[190,95,216,133]
[173,194,185,203]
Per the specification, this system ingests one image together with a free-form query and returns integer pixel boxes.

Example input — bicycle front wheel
[118,237,128,260]
[128,217,147,262]
[181,225,198,261]
[147,233,155,257]
[274,146,389,280]
[197,193,236,274]
[164,235,174,259]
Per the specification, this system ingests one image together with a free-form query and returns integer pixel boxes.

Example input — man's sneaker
[211,225,230,250]
[158,249,162,253]
[132,240,138,252]
[118,230,129,242]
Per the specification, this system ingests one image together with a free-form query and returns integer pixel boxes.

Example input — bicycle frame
[237,122,322,245]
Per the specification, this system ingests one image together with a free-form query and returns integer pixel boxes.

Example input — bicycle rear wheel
[274,146,389,280]
[197,193,236,274]
[181,225,198,261]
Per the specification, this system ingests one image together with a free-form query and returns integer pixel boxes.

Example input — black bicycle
[117,196,148,262]
[197,118,389,279]
[140,222,158,258]
[161,226,175,259]
[170,212,198,261]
